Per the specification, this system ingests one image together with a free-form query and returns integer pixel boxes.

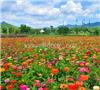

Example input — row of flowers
[0,36,100,90]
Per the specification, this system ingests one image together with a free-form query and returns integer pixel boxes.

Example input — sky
[0,0,100,28]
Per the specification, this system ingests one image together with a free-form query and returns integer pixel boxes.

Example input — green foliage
[57,26,70,35]
[1,21,100,36]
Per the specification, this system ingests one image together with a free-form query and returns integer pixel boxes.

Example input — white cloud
[60,0,83,15]
[1,0,100,27]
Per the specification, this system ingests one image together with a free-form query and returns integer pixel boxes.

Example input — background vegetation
[0,21,100,36]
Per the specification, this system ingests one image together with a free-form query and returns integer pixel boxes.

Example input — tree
[57,26,70,35]
[20,24,31,34]
[94,29,99,36]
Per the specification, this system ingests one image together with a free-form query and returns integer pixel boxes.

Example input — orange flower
[51,68,59,74]
[64,67,69,72]
[71,56,77,60]
[78,87,86,90]
[78,75,89,81]
[75,81,82,87]
[22,62,27,67]
[60,84,68,90]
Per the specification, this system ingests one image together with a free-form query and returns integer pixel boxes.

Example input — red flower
[51,68,59,74]
[16,72,22,77]
[0,85,3,90]
[68,83,77,90]
[11,72,16,75]
[6,84,14,90]
[12,65,18,71]
[86,51,91,55]
[64,67,69,72]
[3,63,9,70]
[11,80,17,84]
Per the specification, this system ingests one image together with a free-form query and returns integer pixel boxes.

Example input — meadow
[0,36,100,90]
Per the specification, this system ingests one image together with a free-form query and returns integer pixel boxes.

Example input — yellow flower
[0,68,5,72]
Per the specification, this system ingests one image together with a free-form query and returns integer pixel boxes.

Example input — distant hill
[84,22,100,27]
[0,21,18,29]
[0,21,100,29]
[67,22,100,28]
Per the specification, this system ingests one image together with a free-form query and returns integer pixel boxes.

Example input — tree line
[1,24,100,36]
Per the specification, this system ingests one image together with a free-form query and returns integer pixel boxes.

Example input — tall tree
[57,26,70,35]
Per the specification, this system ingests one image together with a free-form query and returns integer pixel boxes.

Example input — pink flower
[19,84,28,90]
[78,67,86,73]
[42,84,46,87]
[38,87,48,90]
[38,87,44,90]
[35,80,41,87]
[4,78,10,83]
[47,78,54,83]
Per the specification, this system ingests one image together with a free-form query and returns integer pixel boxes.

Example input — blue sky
[0,0,100,28]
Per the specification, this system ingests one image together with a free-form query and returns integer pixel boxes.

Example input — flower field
[0,36,100,90]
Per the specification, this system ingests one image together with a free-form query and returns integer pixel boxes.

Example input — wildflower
[60,84,68,90]
[12,65,18,71]
[78,87,86,90]
[4,78,10,83]
[83,55,88,59]
[68,83,77,90]
[6,84,14,90]
[38,87,48,90]
[0,85,3,90]
[86,51,91,55]
[68,77,74,81]
[0,68,5,73]
[64,67,69,72]
[93,86,100,90]
[78,67,86,73]
[79,62,86,67]
[18,66,23,70]
[3,63,9,70]
[71,56,77,60]
[16,72,22,77]
[22,62,27,67]
[92,54,97,60]
[78,75,89,81]
[35,80,41,87]
[11,71,16,75]
[47,64,53,69]
[10,80,16,84]
[47,78,54,84]
[42,84,47,87]
[19,84,28,90]
[8,63,13,66]
[75,81,82,87]
[51,68,59,75]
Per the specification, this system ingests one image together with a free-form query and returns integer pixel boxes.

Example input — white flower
[93,86,100,90]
